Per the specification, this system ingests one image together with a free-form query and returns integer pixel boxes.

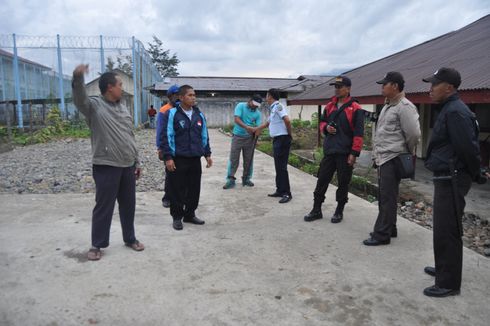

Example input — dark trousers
[91,165,136,248]
[432,172,471,290]
[313,153,353,207]
[162,168,169,202]
[167,156,202,220]
[272,135,292,196]
[372,159,401,241]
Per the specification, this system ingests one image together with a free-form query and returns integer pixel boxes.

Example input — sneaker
[223,179,236,189]
[242,179,254,187]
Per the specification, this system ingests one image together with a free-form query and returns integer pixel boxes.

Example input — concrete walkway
[1,129,489,326]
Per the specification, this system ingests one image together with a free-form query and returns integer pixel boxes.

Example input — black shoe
[424,266,436,277]
[304,210,323,222]
[363,237,390,246]
[279,195,292,204]
[173,219,183,230]
[268,192,282,197]
[183,216,205,225]
[330,213,343,223]
[423,285,460,297]
[162,198,171,208]
[370,229,397,238]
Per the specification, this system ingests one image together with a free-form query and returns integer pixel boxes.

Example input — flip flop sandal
[87,248,101,261]
[125,240,144,251]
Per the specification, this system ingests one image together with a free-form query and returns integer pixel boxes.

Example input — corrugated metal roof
[290,14,490,103]
[153,76,309,93]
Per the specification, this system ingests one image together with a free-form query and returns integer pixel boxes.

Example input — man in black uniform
[422,67,481,297]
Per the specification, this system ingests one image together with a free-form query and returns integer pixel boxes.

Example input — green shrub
[291,119,302,128]
[363,121,373,150]
[288,154,301,167]
[4,108,91,146]
[258,128,271,141]
[302,163,319,176]
[311,112,319,128]
[312,147,323,163]
[256,141,273,155]
[350,175,371,190]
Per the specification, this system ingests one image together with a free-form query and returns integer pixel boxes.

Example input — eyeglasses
[334,85,344,89]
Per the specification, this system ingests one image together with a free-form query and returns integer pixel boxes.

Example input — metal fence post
[23,62,28,99]
[0,56,5,101]
[132,36,138,127]
[99,35,105,74]
[12,33,23,129]
[141,50,147,124]
[56,34,66,119]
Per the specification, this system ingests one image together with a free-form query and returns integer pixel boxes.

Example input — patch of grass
[1,108,91,146]
[256,141,273,155]
[221,124,233,134]
[288,154,301,166]
[301,163,319,176]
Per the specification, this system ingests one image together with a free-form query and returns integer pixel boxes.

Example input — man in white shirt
[257,88,293,203]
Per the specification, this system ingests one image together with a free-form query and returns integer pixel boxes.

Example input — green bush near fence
[1,107,91,146]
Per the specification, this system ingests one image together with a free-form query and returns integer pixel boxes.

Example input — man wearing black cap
[363,72,420,246]
[303,76,365,223]
[422,67,481,297]
[223,94,263,189]
[157,84,180,208]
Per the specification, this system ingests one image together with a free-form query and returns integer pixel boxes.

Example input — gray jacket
[373,92,420,166]
[72,75,140,168]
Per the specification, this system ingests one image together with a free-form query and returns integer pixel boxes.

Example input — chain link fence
[0,34,162,130]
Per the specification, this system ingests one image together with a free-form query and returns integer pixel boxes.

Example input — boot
[304,201,323,222]
[331,202,345,223]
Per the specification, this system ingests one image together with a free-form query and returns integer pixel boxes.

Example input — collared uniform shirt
[268,101,288,137]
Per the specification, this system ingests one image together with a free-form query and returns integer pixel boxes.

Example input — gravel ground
[0,129,165,195]
[1,128,489,256]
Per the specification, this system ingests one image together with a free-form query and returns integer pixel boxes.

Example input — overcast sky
[1,0,489,78]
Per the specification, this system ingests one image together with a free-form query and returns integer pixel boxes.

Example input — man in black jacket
[422,67,481,297]
[303,76,365,223]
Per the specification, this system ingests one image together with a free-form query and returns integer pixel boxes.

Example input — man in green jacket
[72,64,144,261]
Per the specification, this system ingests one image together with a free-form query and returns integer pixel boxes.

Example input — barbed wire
[0,35,135,50]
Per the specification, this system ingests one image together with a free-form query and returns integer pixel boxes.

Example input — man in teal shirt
[223,94,263,189]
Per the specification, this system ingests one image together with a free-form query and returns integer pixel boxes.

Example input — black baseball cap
[329,75,352,87]
[376,71,405,87]
[251,94,263,107]
[422,67,461,88]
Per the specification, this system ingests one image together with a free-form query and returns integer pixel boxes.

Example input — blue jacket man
[159,85,212,230]
[156,84,179,208]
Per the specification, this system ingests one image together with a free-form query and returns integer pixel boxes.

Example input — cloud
[1,0,489,77]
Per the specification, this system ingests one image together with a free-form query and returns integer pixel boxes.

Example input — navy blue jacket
[425,93,480,178]
[159,105,211,160]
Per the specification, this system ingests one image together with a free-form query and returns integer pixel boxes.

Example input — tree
[105,56,115,71]
[147,35,179,77]
[116,54,133,75]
